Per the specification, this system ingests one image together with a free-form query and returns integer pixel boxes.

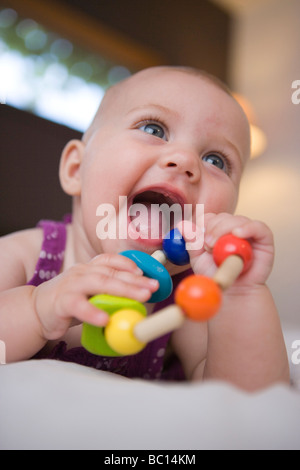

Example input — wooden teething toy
[81,230,253,356]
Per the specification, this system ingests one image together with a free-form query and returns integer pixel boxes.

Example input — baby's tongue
[130,202,169,239]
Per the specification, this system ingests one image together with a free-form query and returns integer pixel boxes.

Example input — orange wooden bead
[175,275,222,321]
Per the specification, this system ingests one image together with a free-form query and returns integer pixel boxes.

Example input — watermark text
[0,340,6,365]
[291,340,300,365]
[96,196,204,250]
[291,80,300,104]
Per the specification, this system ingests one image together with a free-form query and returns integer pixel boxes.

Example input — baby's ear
[59,139,85,196]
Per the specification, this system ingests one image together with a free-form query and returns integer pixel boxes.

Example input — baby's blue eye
[140,123,166,140]
[202,153,226,172]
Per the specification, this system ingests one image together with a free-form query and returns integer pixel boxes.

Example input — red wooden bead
[213,234,253,273]
[175,275,222,321]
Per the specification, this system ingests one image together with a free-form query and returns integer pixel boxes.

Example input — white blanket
[1,359,300,450]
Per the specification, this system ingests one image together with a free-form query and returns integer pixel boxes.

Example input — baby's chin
[96,237,161,256]
[116,237,164,256]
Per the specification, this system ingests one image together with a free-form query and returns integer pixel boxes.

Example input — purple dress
[28,218,190,381]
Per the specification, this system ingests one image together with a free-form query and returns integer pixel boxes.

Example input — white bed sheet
[0,358,300,450]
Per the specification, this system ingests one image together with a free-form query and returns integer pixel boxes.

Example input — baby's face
[78,68,250,258]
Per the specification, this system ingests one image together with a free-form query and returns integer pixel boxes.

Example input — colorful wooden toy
[212,234,253,289]
[104,309,146,355]
[213,234,253,274]
[175,275,222,321]
[120,250,173,303]
[81,231,253,357]
[162,228,190,266]
[81,229,190,355]
[131,233,253,348]
[81,295,147,356]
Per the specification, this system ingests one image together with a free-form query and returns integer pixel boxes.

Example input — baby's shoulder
[0,228,43,287]
[0,227,43,255]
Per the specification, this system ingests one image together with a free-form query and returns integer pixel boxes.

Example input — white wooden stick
[134,305,184,343]
[213,255,244,290]
[151,250,167,265]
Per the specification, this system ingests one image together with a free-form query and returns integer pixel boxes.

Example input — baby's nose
[159,146,200,182]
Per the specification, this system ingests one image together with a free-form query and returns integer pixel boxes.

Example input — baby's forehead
[86,67,250,162]
[100,67,230,117]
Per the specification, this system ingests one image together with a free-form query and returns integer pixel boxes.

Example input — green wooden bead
[81,294,146,356]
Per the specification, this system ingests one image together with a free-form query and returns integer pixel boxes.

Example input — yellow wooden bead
[104,309,146,356]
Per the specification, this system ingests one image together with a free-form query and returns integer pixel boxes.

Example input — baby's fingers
[204,213,250,250]
[91,274,157,303]
[176,220,205,257]
[232,220,274,248]
[90,253,143,275]
[66,294,109,327]
[72,269,158,304]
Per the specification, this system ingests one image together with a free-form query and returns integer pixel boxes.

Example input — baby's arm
[0,230,45,361]
[172,215,290,390]
[0,231,158,363]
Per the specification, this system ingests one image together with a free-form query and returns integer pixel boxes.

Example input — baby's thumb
[176,220,217,276]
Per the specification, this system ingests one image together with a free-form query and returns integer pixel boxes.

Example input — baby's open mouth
[128,188,186,242]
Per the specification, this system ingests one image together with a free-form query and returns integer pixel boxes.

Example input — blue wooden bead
[162,228,190,266]
[120,250,173,303]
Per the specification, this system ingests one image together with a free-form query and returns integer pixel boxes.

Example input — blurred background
[0,0,299,332]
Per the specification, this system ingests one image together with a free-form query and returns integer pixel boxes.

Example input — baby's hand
[178,213,275,287]
[32,254,159,341]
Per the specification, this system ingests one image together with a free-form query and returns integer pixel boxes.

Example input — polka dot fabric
[27,220,67,287]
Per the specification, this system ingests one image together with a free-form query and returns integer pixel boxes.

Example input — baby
[0,66,289,390]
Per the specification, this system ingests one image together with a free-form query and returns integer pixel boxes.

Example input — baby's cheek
[204,188,238,215]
